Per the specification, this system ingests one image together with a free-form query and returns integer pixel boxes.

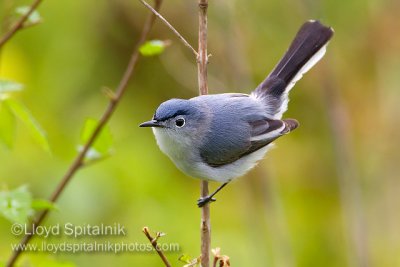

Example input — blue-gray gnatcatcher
[140,20,334,207]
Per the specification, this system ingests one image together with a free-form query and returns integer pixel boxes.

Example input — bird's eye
[175,118,185,128]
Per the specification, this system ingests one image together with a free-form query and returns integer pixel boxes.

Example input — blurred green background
[1,0,400,266]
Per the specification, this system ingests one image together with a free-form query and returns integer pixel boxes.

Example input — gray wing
[199,107,299,168]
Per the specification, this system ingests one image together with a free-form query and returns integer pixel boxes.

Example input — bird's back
[190,93,270,167]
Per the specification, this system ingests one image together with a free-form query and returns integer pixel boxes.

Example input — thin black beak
[139,120,164,128]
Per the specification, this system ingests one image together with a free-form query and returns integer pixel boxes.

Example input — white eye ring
[175,118,185,128]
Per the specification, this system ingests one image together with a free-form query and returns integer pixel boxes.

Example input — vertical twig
[197,0,210,266]
[5,1,163,266]
[200,181,211,267]
[0,0,43,48]
[138,1,212,263]
[143,227,172,267]
[197,0,208,95]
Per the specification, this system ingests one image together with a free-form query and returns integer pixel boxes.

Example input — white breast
[152,128,198,176]
[153,127,273,183]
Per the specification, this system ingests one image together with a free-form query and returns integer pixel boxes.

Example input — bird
[140,20,334,207]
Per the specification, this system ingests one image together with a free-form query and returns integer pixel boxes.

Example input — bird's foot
[197,196,216,208]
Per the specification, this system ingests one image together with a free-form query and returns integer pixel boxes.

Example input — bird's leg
[197,182,229,207]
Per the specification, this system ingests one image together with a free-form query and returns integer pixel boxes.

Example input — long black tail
[251,20,334,119]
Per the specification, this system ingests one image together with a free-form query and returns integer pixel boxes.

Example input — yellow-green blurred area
[1,0,400,266]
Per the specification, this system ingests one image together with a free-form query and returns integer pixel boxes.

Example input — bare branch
[139,0,198,58]
[143,227,172,267]
[0,0,43,48]
[6,1,163,266]
[197,0,210,266]
[200,181,211,267]
[197,0,209,95]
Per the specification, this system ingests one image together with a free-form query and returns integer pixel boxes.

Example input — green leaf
[0,186,56,223]
[179,254,200,267]
[0,185,33,223]
[5,98,50,153]
[31,199,57,211]
[0,80,24,96]
[0,102,16,148]
[15,6,42,25]
[79,118,113,161]
[179,254,193,264]
[139,40,167,56]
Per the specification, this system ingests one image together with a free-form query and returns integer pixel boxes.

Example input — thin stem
[5,1,163,266]
[142,227,172,267]
[197,0,210,266]
[0,0,43,48]
[139,0,198,58]
[197,0,208,95]
[200,181,211,267]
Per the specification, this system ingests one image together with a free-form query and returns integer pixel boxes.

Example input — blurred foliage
[139,40,169,57]
[0,80,23,93]
[6,98,50,153]
[179,252,202,267]
[15,6,42,26]
[1,0,400,266]
[0,185,32,224]
[79,118,113,162]
[0,185,55,223]
[0,79,49,152]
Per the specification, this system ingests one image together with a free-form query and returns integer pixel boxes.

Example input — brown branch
[0,0,43,48]
[200,181,211,267]
[138,1,211,264]
[139,0,198,58]
[197,0,209,95]
[5,1,163,266]
[197,0,210,267]
[142,227,172,267]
